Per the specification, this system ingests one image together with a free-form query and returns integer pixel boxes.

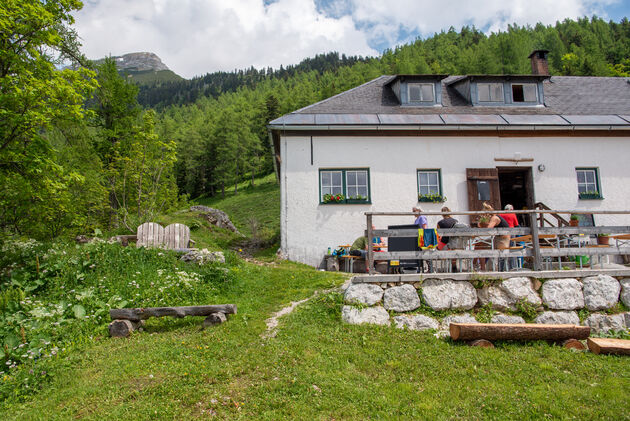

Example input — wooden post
[530,212,542,271]
[367,214,375,274]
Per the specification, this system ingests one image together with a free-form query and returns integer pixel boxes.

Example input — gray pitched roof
[295,75,630,115]
[270,75,630,128]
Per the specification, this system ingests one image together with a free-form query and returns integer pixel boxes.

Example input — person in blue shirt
[412,206,428,228]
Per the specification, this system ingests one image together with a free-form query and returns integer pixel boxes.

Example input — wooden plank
[379,249,531,260]
[370,227,531,237]
[365,210,630,216]
[379,246,630,260]
[351,268,630,283]
[375,226,628,239]
[587,337,630,355]
[367,214,375,274]
[540,226,630,235]
[110,304,237,322]
[530,213,542,271]
[450,323,590,341]
[540,247,630,257]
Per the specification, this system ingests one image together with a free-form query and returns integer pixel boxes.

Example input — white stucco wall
[280,134,630,267]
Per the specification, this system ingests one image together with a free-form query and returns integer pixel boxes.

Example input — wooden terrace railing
[365,209,630,274]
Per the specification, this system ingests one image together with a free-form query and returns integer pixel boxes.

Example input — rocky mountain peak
[111,52,169,72]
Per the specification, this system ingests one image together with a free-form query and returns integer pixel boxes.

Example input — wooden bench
[108,304,237,337]
[137,222,192,250]
[587,337,630,355]
[450,323,590,349]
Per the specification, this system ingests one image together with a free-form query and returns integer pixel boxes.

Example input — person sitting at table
[437,206,458,250]
[482,202,511,271]
[349,225,385,258]
[412,206,428,228]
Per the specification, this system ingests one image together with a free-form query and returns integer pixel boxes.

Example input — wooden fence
[365,209,630,274]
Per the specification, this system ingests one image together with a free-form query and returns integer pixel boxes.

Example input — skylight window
[408,83,435,103]
[477,83,504,102]
[512,83,538,103]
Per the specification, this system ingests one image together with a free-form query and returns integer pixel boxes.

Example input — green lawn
[2,255,629,420]
[1,175,629,420]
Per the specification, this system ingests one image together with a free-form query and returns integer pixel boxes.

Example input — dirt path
[261,278,352,339]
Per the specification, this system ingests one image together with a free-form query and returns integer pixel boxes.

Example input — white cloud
[346,0,620,47]
[73,0,621,78]
[73,0,377,78]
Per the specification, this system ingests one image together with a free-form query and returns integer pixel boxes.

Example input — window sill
[418,196,446,203]
[320,200,371,205]
[578,194,603,200]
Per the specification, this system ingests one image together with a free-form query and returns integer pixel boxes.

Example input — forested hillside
[159,17,630,201]
[2,0,630,241]
[139,18,630,110]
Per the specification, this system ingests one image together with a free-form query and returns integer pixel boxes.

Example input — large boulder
[393,315,439,331]
[180,249,226,264]
[341,306,390,326]
[491,314,526,324]
[477,284,511,310]
[535,311,580,325]
[190,205,241,234]
[440,313,478,330]
[582,275,620,310]
[421,279,477,311]
[584,313,626,333]
[541,279,584,310]
[618,278,630,308]
[383,285,421,312]
[477,277,541,311]
[344,284,384,306]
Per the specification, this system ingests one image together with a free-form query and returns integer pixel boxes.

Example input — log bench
[587,337,630,355]
[108,304,237,337]
[450,323,591,349]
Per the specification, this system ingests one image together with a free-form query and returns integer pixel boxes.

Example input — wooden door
[466,168,501,225]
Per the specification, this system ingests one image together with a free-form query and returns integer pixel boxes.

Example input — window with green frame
[576,168,602,199]
[319,168,370,204]
[417,169,445,202]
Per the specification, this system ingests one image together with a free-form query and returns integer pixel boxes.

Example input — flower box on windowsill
[346,197,371,204]
[418,194,446,203]
[322,194,345,204]
[578,193,603,200]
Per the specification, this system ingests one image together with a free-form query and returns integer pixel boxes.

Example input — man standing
[500,204,520,270]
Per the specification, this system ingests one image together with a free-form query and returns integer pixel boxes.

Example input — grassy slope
[2,174,629,420]
[194,173,280,240]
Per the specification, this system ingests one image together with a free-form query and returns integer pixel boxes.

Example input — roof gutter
[267,124,630,132]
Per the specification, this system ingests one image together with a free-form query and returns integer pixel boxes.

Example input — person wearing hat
[412,206,428,228]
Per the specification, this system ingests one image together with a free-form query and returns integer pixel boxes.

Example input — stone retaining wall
[342,275,630,335]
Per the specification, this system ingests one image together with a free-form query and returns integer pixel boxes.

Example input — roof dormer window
[478,83,504,102]
[511,83,538,103]
[408,83,435,103]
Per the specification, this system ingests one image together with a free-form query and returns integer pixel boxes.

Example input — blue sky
[74,0,630,78]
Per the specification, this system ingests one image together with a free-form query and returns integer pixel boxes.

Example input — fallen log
[587,337,630,355]
[450,323,591,342]
[110,304,237,322]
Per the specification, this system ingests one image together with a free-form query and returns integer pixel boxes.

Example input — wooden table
[341,255,360,273]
